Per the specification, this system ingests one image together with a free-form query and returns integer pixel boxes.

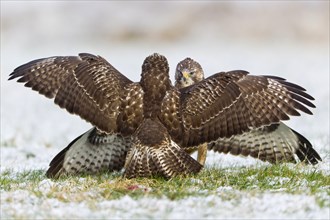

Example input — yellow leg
[197,143,207,165]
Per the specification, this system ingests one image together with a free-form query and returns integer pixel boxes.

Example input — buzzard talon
[9,53,321,179]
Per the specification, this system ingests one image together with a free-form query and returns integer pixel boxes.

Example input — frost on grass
[1,3,329,218]
[1,186,329,219]
[1,78,329,219]
[1,161,329,219]
[1,113,329,220]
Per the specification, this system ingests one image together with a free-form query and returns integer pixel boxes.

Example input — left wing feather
[9,53,142,134]
[174,71,315,147]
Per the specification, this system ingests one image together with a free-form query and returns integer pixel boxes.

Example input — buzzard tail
[208,122,322,164]
[124,119,202,179]
[46,128,130,178]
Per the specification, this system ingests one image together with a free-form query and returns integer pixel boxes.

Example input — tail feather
[209,122,321,164]
[291,129,322,164]
[46,128,130,178]
[124,118,202,179]
[124,140,202,179]
[46,133,84,178]
[155,140,203,178]
[124,146,160,178]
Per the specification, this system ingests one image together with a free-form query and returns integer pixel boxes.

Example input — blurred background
[1,1,329,167]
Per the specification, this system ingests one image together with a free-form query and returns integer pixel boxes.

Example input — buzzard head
[175,57,204,89]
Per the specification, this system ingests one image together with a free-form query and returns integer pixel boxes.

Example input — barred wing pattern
[9,53,321,179]
[9,53,144,178]
[124,119,202,179]
[123,54,203,178]
[208,122,321,164]
[172,61,321,165]
[9,53,143,134]
[46,128,131,178]
[45,57,206,178]
[160,70,320,165]
[9,53,203,179]
[175,71,315,146]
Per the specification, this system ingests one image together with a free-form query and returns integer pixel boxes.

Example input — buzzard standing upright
[9,53,321,179]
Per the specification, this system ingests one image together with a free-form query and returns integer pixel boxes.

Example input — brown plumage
[46,128,131,178]
[9,53,321,179]
[175,58,321,165]
[208,123,321,164]
[9,53,203,179]
[42,57,206,178]
[174,58,208,165]
[175,57,204,89]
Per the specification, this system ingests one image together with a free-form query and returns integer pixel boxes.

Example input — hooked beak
[181,70,190,81]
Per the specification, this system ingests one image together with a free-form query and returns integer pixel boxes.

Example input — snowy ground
[1,186,327,219]
[1,2,329,219]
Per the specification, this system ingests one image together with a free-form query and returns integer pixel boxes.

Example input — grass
[1,164,329,208]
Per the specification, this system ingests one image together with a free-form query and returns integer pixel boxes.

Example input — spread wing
[161,70,315,148]
[208,122,321,164]
[9,53,144,134]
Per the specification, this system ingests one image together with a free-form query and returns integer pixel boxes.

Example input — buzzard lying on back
[9,53,321,178]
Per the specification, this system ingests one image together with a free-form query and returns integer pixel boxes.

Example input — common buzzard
[9,53,321,178]
[175,58,321,165]
[42,58,205,178]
